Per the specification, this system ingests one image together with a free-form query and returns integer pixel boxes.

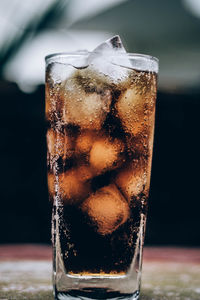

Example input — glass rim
[45,51,159,73]
[45,51,158,63]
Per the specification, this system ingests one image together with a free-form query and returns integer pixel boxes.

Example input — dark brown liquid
[46,66,157,275]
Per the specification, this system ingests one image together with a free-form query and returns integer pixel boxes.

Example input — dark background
[0,0,200,246]
[1,83,199,246]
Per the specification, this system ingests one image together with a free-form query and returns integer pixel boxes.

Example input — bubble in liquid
[46,128,74,160]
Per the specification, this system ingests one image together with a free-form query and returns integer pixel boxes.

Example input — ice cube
[47,62,75,85]
[46,128,74,160]
[61,74,112,130]
[116,72,157,136]
[91,35,126,54]
[89,136,125,174]
[117,87,151,137]
[87,35,131,83]
[75,130,96,155]
[60,36,132,129]
[116,86,145,136]
[115,159,147,203]
[81,184,129,235]
[58,168,91,205]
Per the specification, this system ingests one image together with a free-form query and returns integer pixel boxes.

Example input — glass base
[55,288,139,300]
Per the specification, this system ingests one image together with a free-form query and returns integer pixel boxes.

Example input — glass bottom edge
[55,288,139,300]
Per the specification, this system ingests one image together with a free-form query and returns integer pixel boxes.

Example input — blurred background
[0,0,200,246]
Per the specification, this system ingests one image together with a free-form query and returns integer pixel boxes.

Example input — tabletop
[0,245,200,299]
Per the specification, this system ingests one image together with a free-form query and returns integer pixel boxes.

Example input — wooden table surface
[0,245,200,299]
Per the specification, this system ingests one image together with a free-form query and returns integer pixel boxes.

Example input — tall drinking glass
[45,52,158,300]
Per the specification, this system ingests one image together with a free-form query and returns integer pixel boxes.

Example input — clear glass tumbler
[45,52,158,300]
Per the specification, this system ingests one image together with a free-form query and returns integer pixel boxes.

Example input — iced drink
[45,36,158,300]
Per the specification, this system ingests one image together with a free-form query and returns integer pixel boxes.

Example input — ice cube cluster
[46,36,157,236]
